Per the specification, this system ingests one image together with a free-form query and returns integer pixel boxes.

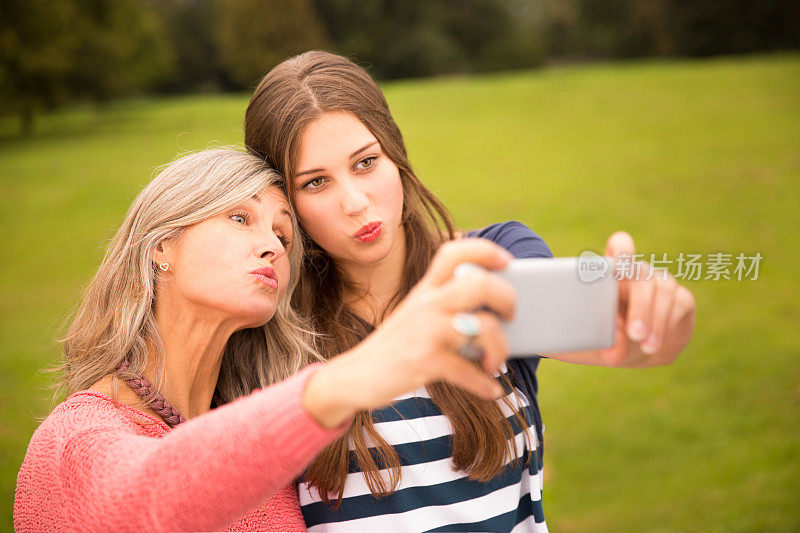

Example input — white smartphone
[457,256,618,356]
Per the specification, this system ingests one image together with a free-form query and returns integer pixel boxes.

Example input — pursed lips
[249,266,278,290]
[353,221,382,243]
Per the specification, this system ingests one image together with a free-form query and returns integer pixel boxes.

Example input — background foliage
[1,0,799,134]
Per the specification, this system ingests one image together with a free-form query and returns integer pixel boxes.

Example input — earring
[158,262,169,272]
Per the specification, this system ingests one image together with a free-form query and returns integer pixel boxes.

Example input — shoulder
[20,392,168,479]
[467,220,553,259]
[18,395,133,480]
[26,392,167,455]
[15,393,166,528]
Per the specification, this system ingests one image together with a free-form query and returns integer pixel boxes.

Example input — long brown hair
[245,51,530,506]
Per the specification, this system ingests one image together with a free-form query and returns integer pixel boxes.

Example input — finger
[437,350,504,399]
[425,239,513,287]
[606,231,636,303]
[648,286,696,365]
[472,312,509,374]
[443,311,504,358]
[605,230,636,259]
[640,273,677,355]
[438,270,517,320]
[674,285,696,322]
[625,261,655,343]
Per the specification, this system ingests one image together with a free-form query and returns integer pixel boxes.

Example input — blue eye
[230,212,249,224]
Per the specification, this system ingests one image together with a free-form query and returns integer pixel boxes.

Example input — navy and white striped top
[299,222,553,532]
[298,366,547,532]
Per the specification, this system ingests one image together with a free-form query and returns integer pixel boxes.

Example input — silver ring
[452,313,483,360]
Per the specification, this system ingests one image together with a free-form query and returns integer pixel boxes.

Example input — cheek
[295,195,337,244]
[381,167,405,220]
[172,232,240,301]
[275,256,292,297]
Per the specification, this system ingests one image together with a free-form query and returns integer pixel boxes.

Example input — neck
[142,301,240,420]
[339,225,407,324]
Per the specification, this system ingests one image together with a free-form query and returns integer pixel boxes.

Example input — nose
[256,231,285,262]
[340,177,369,217]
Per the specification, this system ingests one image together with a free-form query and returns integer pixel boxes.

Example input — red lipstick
[249,266,278,290]
[354,222,382,243]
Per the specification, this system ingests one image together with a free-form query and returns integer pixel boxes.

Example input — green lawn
[2,54,798,531]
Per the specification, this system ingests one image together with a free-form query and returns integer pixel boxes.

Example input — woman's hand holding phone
[303,239,517,429]
[547,231,696,367]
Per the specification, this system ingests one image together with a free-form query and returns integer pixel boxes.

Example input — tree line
[1,0,798,135]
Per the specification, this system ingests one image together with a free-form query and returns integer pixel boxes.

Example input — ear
[152,238,176,270]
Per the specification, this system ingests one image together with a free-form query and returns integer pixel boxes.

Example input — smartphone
[457,256,618,356]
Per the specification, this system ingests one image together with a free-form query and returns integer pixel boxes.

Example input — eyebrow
[350,141,379,159]
[295,141,380,178]
[240,197,292,219]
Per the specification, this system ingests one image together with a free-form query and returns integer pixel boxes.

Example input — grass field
[1,54,799,531]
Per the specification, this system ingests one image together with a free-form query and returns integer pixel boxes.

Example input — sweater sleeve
[58,364,345,532]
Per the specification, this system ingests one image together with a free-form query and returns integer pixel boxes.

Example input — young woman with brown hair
[244,51,696,531]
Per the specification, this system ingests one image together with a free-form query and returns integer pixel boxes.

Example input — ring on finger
[451,312,483,360]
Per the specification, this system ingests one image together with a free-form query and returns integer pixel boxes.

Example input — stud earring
[158,262,169,272]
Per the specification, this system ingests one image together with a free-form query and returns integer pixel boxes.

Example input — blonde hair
[53,148,320,410]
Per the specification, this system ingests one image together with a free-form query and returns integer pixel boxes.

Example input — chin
[237,304,279,328]
[352,242,394,264]
[244,315,277,329]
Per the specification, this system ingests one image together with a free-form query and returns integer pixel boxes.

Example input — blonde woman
[14,148,518,532]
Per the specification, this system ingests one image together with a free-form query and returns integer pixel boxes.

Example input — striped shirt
[298,365,548,532]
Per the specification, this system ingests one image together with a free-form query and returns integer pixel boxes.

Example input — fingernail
[641,334,659,355]
[492,384,503,397]
[628,320,647,342]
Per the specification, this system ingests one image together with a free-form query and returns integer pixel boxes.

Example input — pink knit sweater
[14,364,347,532]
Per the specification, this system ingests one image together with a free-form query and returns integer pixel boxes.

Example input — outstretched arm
[60,365,344,532]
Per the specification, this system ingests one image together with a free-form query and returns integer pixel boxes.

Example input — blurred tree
[152,0,228,92]
[663,0,800,57]
[378,1,467,77]
[312,0,543,79]
[569,0,667,58]
[2,0,798,133]
[0,0,80,135]
[214,0,328,89]
[538,0,800,59]
[0,0,172,135]
[534,0,580,58]
[68,0,173,102]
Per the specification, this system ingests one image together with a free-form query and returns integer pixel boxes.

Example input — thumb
[602,313,632,365]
